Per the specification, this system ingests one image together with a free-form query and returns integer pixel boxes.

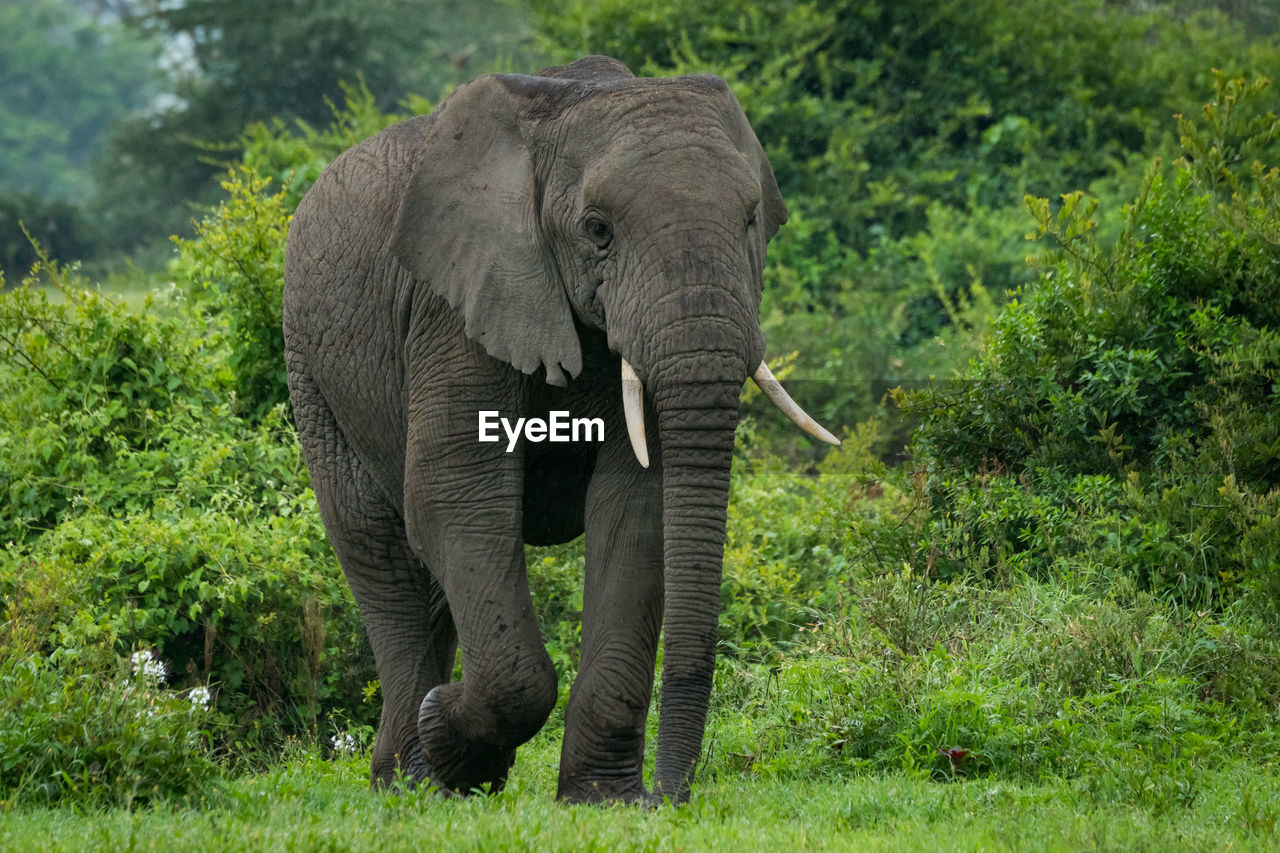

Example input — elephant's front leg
[558,432,664,804]
[403,384,558,795]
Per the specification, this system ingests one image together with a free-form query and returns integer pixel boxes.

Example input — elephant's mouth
[618,356,839,468]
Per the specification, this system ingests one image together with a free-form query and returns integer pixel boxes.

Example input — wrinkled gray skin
[283,55,788,805]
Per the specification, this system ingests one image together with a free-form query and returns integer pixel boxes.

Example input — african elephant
[283,54,837,805]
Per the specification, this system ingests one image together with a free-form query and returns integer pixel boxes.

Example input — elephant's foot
[557,711,652,805]
[369,737,473,797]
[369,734,439,792]
[556,773,653,806]
[397,748,447,794]
[417,684,518,795]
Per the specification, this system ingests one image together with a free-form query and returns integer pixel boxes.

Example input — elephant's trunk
[647,358,742,803]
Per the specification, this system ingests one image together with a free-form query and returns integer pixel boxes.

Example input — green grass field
[4,732,1279,852]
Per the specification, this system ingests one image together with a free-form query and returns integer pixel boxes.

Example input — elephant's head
[390,55,836,802]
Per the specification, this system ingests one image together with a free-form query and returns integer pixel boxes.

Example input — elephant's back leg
[286,346,456,787]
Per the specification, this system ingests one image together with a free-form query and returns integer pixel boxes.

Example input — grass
[3,732,1279,851]
[5,571,1280,850]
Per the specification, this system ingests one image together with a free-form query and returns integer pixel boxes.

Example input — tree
[95,0,539,251]
[0,0,157,199]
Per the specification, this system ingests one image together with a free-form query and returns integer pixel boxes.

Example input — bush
[0,650,220,807]
[706,575,1280,798]
[170,168,292,422]
[759,203,1009,433]
[897,74,1280,603]
[0,256,376,758]
[717,410,882,652]
[0,272,219,544]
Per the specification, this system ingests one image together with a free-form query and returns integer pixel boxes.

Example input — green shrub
[170,168,292,422]
[759,203,1009,433]
[0,650,220,807]
[897,74,1280,603]
[718,411,883,652]
[0,258,376,756]
[0,270,221,544]
[706,576,1280,792]
[9,487,374,742]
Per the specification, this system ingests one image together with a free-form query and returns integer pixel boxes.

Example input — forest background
[3,1,1280,848]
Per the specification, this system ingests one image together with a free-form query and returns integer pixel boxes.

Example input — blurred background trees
[0,0,157,201]
[1,0,540,274]
[3,0,1274,278]
[93,0,542,250]
[0,0,157,272]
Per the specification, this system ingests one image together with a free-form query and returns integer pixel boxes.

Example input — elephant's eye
[747,209,759,229]
[582,213,613,249]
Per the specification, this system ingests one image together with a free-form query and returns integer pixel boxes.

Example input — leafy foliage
[531,0,1272,249]
[0,256,376,790]
[171,168,292,420]
[0,651,220,807]
[0,279,215,543]
[899,74,1280,602]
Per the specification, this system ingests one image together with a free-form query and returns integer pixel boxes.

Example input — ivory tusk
[621,358,650,468]
[752,361,841,446]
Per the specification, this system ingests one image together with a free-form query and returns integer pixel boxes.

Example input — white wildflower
[130,650,168,682]
[188,685,213,709]
[330,732,359,755]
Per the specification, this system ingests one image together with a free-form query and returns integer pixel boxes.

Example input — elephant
[282,54,838,805]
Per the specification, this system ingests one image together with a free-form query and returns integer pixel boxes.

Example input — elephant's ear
[391,75,581,387]
[755,147,788,243]
[703,77,788,243]
[736,114,787,244]
[715,85,788,281]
